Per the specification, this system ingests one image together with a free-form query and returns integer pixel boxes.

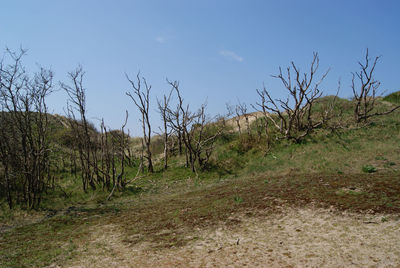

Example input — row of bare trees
[1,47,399,209]
[62,67,132,193]
[0,49,135,209]
[234,50,399,145]
[0,47,223,210]
[125,74,223,174]
[0,49,54,209]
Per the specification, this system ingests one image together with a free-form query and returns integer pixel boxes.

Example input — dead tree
[118,111,129,188]
[28,67,54,208]
[166,79,191,167]
[126,72,154,173]
[237,101,251,135]
[224,103,236,130]
[61,66,96,191]
[251,111,263,140]
[106,111,129,200]
[0,48,54,209]
[252,85,273,147]
[100,119,111,189]
[234,105,242,134]
[0,48,27,208]
[217,109,229,128]
[352,49,400,123]
[181,104,200,172]
[166,79,186,162]
[166,80,221,172]
[256,52,331,142]
[191,104,222,170]
[157,90,173,170]
[126,129,133,166]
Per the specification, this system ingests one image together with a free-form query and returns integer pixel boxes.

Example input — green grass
[362,164,377,173]
[383,90,400,104]
[1,214,87,266]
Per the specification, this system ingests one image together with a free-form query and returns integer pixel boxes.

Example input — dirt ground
[64,206,400,268]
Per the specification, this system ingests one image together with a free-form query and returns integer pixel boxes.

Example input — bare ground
[65,206,400,268]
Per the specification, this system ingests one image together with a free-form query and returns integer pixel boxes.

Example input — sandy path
[67,207,400,268]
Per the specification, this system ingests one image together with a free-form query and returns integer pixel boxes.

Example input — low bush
[362,164,377,173]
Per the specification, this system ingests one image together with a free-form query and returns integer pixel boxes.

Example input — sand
[64,206,400,267]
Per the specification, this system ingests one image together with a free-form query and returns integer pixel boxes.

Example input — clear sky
[1,0,399,135]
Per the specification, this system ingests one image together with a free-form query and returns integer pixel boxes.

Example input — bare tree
[190,104,222,170]
[100,119,111,189]
[255,53,332,142]
[118,111,129,188]
[157,90,173,170]
[61,66,96,191]
[352,49,400,123]
[166,80,186,163]
[166,80,221,172]
[166,80,190,167]
[0,48,54,209]
[236,101,251,135]
[126,72,154,173]
[234,104,242,135]
[181,103,202,172]
[106,111,129,201]
[252,88,270,146]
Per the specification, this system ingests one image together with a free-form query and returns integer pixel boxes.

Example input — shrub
[362,165,377,173]
[230,134,258,154]
[233,196,243,204]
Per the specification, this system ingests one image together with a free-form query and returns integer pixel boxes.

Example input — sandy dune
[66,206,400,268]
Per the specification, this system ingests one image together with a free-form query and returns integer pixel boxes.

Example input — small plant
[233,196,243,204]
[362,165,377,173]
[264,179,270,184]
[384,161,396,168]
[381,217,388,223]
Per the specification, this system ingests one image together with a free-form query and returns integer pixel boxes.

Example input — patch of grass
[362,165,377,173]
[0,215,86,267]
[233,196,243,204]
[0,204,125,267]
[383,91,400,104]
[384,161,396,168]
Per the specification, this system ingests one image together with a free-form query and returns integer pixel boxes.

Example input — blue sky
[1,0,399,134]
